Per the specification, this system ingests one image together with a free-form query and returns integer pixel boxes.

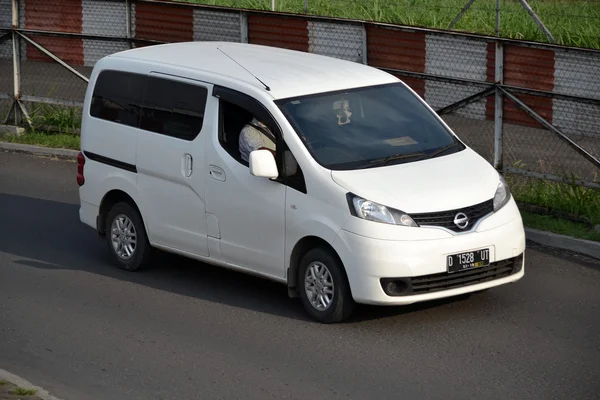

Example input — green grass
[12,387,37,396]
[0,100,82,150]
[0,131,80,150]
[0,379,8,386]
[522,211,600,242]
[28,103,82,134]
[506,173,600,226]
[507,172,600,242]
[182,0,600,49]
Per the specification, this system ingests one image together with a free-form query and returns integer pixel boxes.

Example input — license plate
[447,248,490,273]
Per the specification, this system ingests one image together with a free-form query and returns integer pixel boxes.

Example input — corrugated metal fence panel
[25,0,82,33]
[0,0,11,28]
[425,82,487,120]
[25,0,83,65]
[486,43,554,128]
[504,44,555,91]
[553,50,600,138]
[0,36,10,62]
[554,50,600,100]
[307,20,365,64]
[504,45,554,127]
[82,0,129,67]
[366,26,425,97]
[83,39,128,66]
[0,0,11,61]
[391,74,425,98]
[248,14,308,52]
[19,0,24,30]
[135,2,193,43]
[26,35,84,65]
[553,98,600,139]
[425,34,488,120]
[82,0,127,37]
[367,26,425,72]
[425,34,487,80]
[503,93,553,127]
[193,9,242,43]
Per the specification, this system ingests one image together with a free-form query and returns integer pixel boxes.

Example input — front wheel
[298,247,355,323]
[105,202,151,271]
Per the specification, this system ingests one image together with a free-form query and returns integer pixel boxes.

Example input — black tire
[105,201,151,271]
[298,247,355,323]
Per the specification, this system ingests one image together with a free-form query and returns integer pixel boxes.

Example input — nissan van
[77,41,525,323]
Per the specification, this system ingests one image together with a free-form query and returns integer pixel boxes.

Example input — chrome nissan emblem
[453,212,469,229]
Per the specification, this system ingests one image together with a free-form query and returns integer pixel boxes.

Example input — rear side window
[140,77,208,141]
[90,70,145,128]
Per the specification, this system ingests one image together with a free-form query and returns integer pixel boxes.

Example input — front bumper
[332,209,526,305]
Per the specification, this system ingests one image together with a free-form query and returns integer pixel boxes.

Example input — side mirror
[249,149,279,179]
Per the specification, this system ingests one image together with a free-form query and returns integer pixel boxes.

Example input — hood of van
[330,148,500,214]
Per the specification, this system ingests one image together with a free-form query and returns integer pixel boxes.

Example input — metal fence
[0,0,599,187]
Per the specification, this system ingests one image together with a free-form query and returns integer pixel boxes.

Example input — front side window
[277,82,464,170]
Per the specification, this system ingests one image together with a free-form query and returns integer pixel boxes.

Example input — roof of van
[108,41,399,100]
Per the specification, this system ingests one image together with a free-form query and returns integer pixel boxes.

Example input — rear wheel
[298,247,355,323]
[105,202,151,271]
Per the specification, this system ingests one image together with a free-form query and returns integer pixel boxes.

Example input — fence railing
[0,0,599,187]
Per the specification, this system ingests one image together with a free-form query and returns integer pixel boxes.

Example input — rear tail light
[77,151,85,186]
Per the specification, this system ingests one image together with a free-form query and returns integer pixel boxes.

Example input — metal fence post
[11,0,22,126]
[517,0,556,43]
[271,0,275,11]
[304,0,308,14]
[493,0,503,170]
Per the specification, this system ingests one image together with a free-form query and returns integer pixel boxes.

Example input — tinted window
[90,70,146,127]
[278,83,464,170]
[140,77,208,141]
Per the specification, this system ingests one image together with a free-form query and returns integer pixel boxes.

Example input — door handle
[209,164,226,182]
[183,153,193,177]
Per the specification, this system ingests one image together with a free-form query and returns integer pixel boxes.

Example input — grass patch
[182,0,600,49]
[507,172,600,242]
[522,211,600,242]
[0,379,8,386]
[12,387,37,396]
[28,103,82,134]
[0,131,80,150]
[506,173,600,226]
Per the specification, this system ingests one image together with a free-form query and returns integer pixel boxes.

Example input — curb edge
[525,228,600,260]
[0,369,64,400]
[0,142,78,159]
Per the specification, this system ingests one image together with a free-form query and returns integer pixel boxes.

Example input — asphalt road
[1,151,600,400]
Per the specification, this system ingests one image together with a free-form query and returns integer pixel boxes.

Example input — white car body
[78,41,525,322]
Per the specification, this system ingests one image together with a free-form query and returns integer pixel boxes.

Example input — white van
[77,41,525,323]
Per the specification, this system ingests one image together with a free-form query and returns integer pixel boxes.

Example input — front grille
[381,255,522,296]
[410,199,494,232]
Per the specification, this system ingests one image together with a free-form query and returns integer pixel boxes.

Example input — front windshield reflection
[278,82,464,170]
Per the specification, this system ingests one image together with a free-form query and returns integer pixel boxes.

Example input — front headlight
[493,175,511,211]
[347,194,418,226]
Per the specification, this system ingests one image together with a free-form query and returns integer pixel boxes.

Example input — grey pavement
[1,150,600,400]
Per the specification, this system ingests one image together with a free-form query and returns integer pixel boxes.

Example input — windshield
[277,82,464,170]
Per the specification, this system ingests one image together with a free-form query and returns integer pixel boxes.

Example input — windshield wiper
[415,142,462,162]
[367,152,425,167]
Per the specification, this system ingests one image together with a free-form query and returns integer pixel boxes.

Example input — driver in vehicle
[335,99,352,126]
[239,117,276,163]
